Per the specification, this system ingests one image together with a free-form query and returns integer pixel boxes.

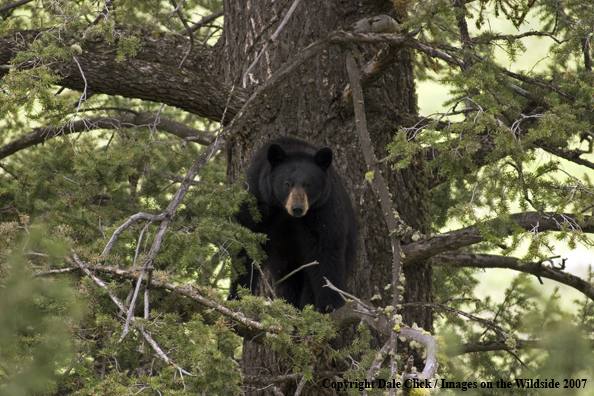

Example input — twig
[251,259,277,299]
[323,277,365,305]
[72,260,278,333]
[273,261,318,287]
[401,302,507,338]
[133,221,152,266]
[169,0,193,68]
[294,366,309,396]
[102,212,165,256]
[242,0,302,88]
[362,341,391,396]
[145,270,152,319]
[71,56,88,118]
[119,267,147,342]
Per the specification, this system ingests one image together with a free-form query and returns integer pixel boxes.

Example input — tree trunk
[220,1,432,394]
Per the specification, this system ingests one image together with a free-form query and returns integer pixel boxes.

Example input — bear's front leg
[302,249,348,313]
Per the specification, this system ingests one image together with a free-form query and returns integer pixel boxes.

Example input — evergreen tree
[0,0,592,395]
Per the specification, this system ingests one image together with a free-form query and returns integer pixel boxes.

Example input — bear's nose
[291,205,306,217]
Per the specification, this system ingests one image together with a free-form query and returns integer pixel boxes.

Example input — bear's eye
[284,181,291,189]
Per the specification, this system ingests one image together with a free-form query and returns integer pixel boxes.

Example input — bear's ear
[268,143,287,167]
[314,147,333,171]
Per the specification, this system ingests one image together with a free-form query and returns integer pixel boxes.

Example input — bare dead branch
[273,261,318,287]
[144,167,202,186]
[347,49,411,383]
[59,258,279,340]
[362,341,391,396]
[294,364,311,396]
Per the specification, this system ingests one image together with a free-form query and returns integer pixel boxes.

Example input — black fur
[229,137,357,313]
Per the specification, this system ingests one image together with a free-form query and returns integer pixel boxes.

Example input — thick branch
[434,253,594,301]
[402,212,594,262]
[0,112,215,160]
[539,145,594,171]
[0,29,248,122]
[0,0,33,13]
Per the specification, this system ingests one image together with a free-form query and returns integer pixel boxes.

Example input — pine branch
[0,28,249,122]
[56,259,281,339]
[69,252,202,375]
[0,112,215,160]
[434,253,594,301]
[538,145,594,171]
[402,212,594,262]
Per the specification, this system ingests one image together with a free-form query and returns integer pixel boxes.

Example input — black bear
[230,136,357,313]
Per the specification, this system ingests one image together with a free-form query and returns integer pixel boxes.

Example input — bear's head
[267,143,332,218]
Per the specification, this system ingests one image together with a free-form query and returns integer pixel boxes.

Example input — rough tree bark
[219,1,433,394]
[0,0,434,393]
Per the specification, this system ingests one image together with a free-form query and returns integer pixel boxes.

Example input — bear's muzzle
[285,187,309,217]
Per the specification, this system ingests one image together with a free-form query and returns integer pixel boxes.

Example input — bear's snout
[285,187,308,217]
[290,204,305,217]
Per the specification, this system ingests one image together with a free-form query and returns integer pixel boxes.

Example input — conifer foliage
[0,0,593,395]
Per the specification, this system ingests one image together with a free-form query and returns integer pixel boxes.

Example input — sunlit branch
[402,212,594,263]
[433,253,594,301]
[539,145,594,171]
[330,301,438,380]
